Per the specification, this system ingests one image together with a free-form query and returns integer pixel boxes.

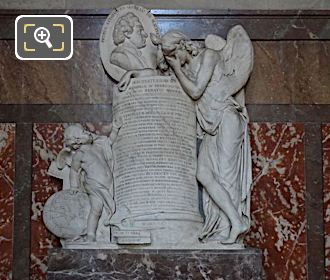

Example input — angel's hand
[118,71,134,92]
[165,55,181,72]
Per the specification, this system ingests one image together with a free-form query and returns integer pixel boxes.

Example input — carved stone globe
[43,190,90,239]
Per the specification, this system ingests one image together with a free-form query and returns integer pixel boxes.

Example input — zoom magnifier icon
[34,26,53,48]
[15,15,73,60]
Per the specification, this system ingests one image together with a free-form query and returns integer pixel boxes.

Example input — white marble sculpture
[160,26,253,244]
[44,123,120,246]
[43,4,253,249]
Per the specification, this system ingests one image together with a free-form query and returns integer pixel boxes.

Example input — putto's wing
[219,25,254,102]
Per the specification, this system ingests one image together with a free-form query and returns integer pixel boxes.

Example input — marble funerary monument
[44,4,256,255]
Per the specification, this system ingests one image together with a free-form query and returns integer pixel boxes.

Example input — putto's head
[113,12,148,49]
[64,125,92,150]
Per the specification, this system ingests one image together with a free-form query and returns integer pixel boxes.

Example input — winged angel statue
[160,26,253,244]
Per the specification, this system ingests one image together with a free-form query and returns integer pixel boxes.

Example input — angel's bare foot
[221,221,248,244]
[87,234,96,242]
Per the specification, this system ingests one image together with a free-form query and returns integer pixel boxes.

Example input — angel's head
[64,124,92,150]
[161,31,200,65]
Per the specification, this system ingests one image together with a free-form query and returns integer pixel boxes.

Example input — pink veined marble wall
[31,124,63,279]
[323,124,330,279]
[30,123,306,279]
[245,123,306,280]
[0,124,15,280]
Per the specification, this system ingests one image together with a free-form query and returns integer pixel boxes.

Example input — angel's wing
[223,25,253,106]
[205,26,253,107]
[205,34,226,51]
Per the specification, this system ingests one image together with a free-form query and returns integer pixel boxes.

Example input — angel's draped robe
[196,60,252,241]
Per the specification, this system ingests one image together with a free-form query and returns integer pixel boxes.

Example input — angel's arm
[118,69,157,92]
[168,49,218,100]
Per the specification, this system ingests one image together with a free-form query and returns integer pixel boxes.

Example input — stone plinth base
[47,248,263,279]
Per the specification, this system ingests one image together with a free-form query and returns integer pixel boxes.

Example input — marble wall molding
[1,0,330,10]
[305,124,325,280]
[2,9,330,15]
[13,123,32,280]
[0,105,113,123]
[0,10,330,40]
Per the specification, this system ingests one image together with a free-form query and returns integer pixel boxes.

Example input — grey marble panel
[305,124,325,280]
[47,248,263,280]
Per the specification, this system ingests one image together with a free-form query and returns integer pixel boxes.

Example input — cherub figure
[161,26,253,244]
[62,123,120,242]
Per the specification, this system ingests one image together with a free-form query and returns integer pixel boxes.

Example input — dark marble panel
[156,17,330,40]
[71,41,112,104]
[305,124,324,280]
[0,105,113,123]
[0,17,13,39]
[0,40,73,104]
[12,123,32,280]
[21,60,72,104]
[4,41,330,105]
[245,123,307,280]
[1,12,330,40]
[0,40,113,104]
[47,248,262,280]
[0,41,22,103]
[246,42,292,104]
[290,42,330,104]
[1,104,330,124]
[323,124,330,279]
[246,41,330,105]
[0,124,15,280]
[1,40,329,105]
